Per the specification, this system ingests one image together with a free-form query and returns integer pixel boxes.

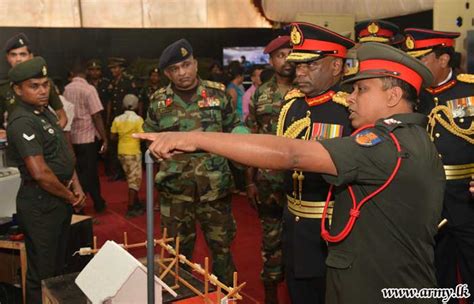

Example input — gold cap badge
[42,66,47,76]
[290,26,302,46]
[367,22,379,34]
[180,47,188,57]
[405,35,415,50]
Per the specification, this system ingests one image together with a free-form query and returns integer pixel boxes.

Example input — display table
[0,214,93,304]
[42,256,216,303]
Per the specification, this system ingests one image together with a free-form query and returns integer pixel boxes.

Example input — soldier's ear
[13,84,22,96]
[387,86,403,108]
[331,58,344,77]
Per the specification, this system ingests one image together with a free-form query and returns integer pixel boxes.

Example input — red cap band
[414,37,454,49]
[359,28,393,38]
[293,39,348,58]
[359,59,423,94]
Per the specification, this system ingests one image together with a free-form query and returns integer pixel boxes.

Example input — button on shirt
[63,77,103,144]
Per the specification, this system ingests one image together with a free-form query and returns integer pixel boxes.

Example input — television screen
[223,47,269,66]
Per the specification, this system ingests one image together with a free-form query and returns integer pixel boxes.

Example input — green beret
[342,42,433,94]
[8,56,48,84]
[87,58,102,69]
[4,33,30,53]
[159,39,193,70]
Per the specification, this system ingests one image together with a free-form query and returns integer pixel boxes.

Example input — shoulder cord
[427,105,474,144]
[320,124,403,243]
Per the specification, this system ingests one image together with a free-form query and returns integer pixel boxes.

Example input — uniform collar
[426,69,456,95]
[17,100,45,114]
[304,84,340,107]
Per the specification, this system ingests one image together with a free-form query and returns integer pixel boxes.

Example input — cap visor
[286,52,321,63]
[406,49,432,58]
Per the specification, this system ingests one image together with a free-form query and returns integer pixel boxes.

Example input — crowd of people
[1,17,473,304]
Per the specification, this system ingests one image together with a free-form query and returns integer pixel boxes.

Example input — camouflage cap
[87,58,103,69]
[341,42,433,95]
[159,39,193,70]
[4,33,31,53]
[8,56,48,84]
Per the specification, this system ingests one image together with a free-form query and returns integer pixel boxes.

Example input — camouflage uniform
[138,83,161,118]
[144,79,240,285]
[245,76,293,283]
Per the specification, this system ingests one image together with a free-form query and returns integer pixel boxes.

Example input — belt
[444,163,474,180]
[287,195,334,219]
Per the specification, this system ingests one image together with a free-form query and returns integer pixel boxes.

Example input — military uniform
[107,76,136,121]
[245,74,292,284]
[320,114,444,304]
[106,58,136,179]
[144,39,240,285]
[404,28,474,302]
[1,33,64,129]
[0,78,64,128]
[278,87,352,303]
[138,83,161,119]
[6,57,75,303]
[318,41,444,304]
[276,23,355,304]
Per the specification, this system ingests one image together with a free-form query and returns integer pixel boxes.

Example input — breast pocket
[199,106,223,131]
[158,112,180,131]
[326,249,356,270]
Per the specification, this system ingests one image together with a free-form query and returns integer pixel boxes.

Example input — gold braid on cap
[427,105,474,144]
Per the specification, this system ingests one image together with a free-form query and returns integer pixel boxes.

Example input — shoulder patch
[354,129,382,147]
[457,74,474,84]
[203,80,225,91]
[284,88,304,101]
[332,91,349,107]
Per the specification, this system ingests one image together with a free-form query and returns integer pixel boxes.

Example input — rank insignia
[290,25,303,46]
[383,118,401,125]
[367,22,379,34]
[355,129,382,147]
[405,35,415,50]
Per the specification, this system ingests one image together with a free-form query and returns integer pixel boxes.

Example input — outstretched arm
[133,132,337,176]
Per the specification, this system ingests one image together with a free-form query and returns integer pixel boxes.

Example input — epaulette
[150,87,167,101]
[457,74,474,84]
[202,80,225,91]
[332,91,349,107]
[284,88,304,101]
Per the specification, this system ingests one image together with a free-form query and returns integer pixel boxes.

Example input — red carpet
[84,166,291,304]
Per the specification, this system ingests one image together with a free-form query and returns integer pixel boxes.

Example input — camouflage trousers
[255,179,285,283]
[118,154,142,191]
[160,193,236,285]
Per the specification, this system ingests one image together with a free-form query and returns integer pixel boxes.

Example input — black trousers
[73,141,106,211]
[17,185,73,304]
[435,222,474,304]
